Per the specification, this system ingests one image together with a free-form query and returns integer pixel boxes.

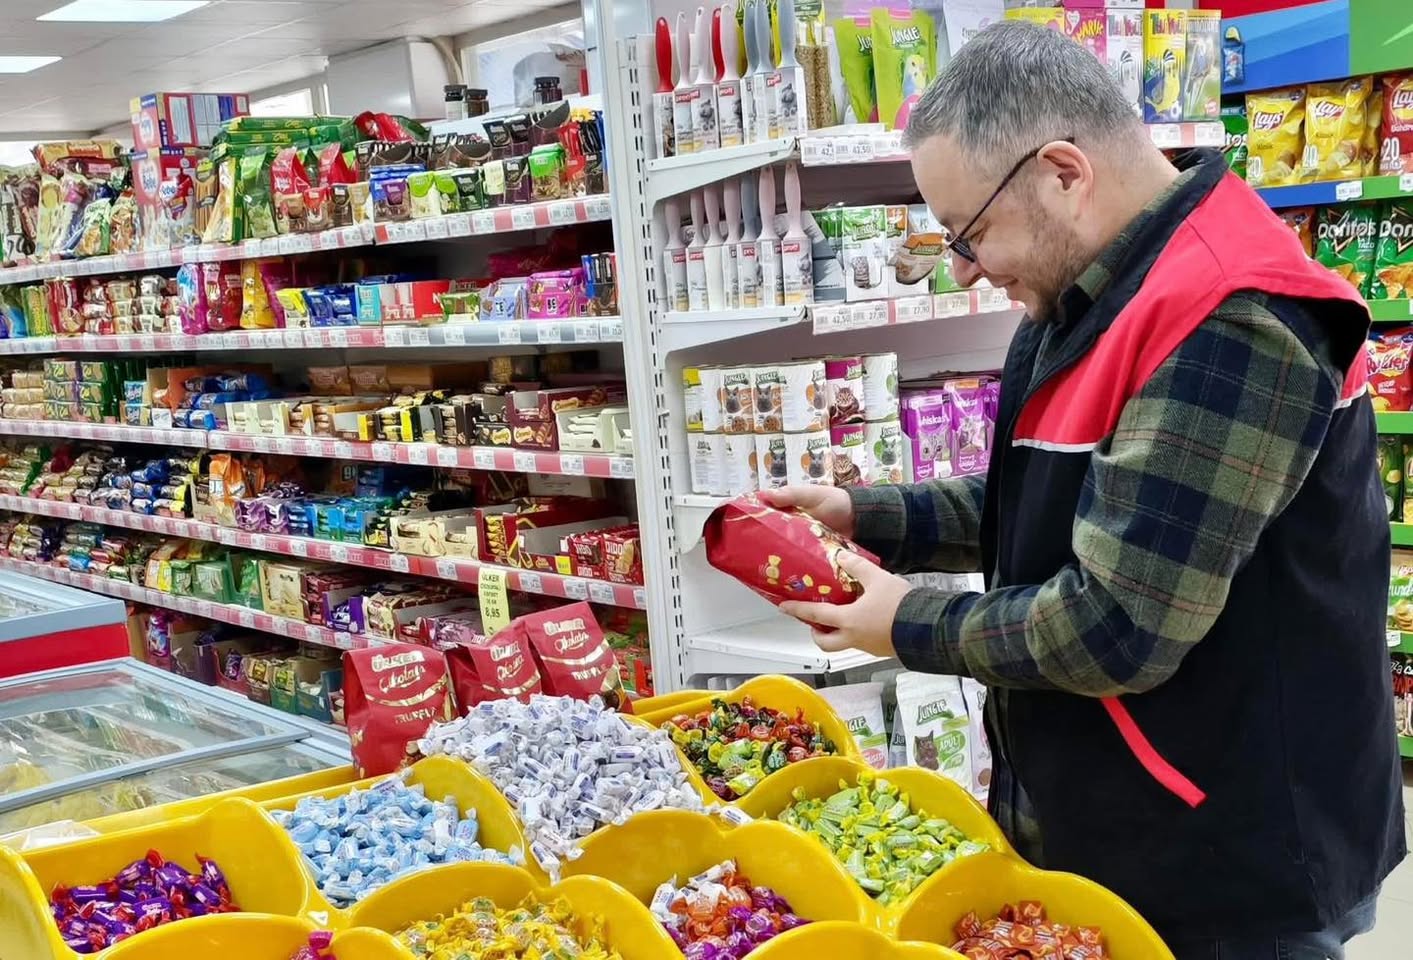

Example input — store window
[250,88,316,118]
[467,20,586,111]
[0,142,36,166]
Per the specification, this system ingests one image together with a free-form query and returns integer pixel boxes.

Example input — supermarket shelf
[1388,630,1413,654]
[1368,300,1413,323]
[1402,735,1413,760]
[0,318,625,355]
[685,617,888,679]
[0,194,613,286]
[0,419,634,478]
[1392,523,1413,547]
[644,138,796,207]
[1256,173,1413,210]
[661,305,807,351]
[1377,412,1413,434]
[0,494,648,610]
[673,493,726,554]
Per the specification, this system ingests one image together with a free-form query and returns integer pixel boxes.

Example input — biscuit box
[703,493,880,615]
[476,498,619,566]
[343,643,456,777]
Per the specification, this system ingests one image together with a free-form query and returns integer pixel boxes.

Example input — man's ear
[1041,140,1091,194]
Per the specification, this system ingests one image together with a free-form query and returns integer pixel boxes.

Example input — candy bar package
[704,493,878,610]
[342,643,456,777]
[815,680,888,769]
[444,621,544,708]
[518,601,627,709]
[896,670,972,790]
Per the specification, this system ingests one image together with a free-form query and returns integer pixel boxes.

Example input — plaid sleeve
[891,296,1341,695]
[847,473,986,574]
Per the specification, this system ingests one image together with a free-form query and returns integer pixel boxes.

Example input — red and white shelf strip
[0,494,647,611]
[809,287,1021,334]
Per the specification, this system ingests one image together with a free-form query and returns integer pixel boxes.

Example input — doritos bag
[343,643,455,777]
[1314,203,1378,297]
[1371,201,1413,300]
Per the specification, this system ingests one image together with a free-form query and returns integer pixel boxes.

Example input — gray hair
[905,20,1143,170]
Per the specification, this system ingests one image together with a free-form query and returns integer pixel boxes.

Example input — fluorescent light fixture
[0,56,61,73]
[38,0,209,22]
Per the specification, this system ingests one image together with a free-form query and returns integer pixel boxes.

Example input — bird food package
[703,493,878,610]
[870,7,936,131]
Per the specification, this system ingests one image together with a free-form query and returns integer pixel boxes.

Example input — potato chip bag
[1364,85,1383,176]
[1221,103,1247,179]
[1368,334,1413,413]
[1371,201,1413,301]
[1278,207,1314,257]
[1246,87,1305,187]
[1380,73,1413,175]
[1301,77,1371,183]
[870,7,935,132]
[1313,203,1378,296]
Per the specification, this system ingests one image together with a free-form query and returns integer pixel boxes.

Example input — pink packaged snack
[526,268,587,319]
[176,263,207,335]
[946,379,992,476]
[259,258,294,326]
[900,389,954,481]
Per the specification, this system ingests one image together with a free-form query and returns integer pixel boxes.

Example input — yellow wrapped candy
[397,894,623,959]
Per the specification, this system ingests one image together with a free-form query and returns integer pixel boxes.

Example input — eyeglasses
[945,136,1075,264]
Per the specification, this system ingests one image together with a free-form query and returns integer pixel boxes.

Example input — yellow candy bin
[895,851,1175,958]
[747,923,965,959]
[0,798,320,960]
[344,860,675,959]
[99,915,405,960]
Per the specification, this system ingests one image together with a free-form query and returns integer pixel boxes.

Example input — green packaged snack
[1221,104,1248,180]
[1370,201,1413,300]
[834,17,877,124]
[1380,434,1404,521]
[527,145,566,201]
[1314,203,1378,297]
[870,7,935,131]
[433,172,460,214]
[406,170,441,219]
[238,151,276,239]
[449,168,483,211]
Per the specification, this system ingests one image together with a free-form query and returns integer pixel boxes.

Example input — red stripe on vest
[1101,696,1208,809]
[1012,173,1370,448]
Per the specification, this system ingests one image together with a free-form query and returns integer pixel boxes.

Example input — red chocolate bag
[342,643,455,777]
[704,493,878,610]
[445,623,544,709]
[519,601,629,710]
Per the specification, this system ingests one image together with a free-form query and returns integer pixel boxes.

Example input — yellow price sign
[478,566,512,634]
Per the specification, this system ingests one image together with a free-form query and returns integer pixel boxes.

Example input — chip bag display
[1278,207,1314,257]
[1365,84,1384,176]
[1380,73,1413,175]
[870,7,935,131]
[1371,202,1413,300]
[1221,103,1248,180]
[1301,77,1371,183]
[834,17,878,124]
[1368,330,1413,412]
[1246,87,1306,187]
[1314,203,1378,296]
[1380,434,1405,521]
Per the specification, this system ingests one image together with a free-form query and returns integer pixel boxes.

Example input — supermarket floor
[1348,766,1413,958]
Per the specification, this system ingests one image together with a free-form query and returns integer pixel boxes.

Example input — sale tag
[389,553,410,573]
[585,196,612,220]
[329,544,350,564]
[536,322,562,344]
[512,450,538,472]
[436,446,461,467]
[424,217,450,240]
[442,325,467,345]
[559,454,585,475]
[549,202,579,225]
[511,206,538,231]
[563,578,589,600]
[1335,180,1364,201]
[572,320,599,342]
[407,445,430,465]
[588,581,616,604]
[333,441,354,460]
[330,328,348,347]
[472,448,498,470]
[384,327,407,346]
[446,213,472,237]
[287,538,307,557]
[436,558,460,580]
[471,211,496,234]
[518,572,543,594]
[497,324,522,345]
[371,442,395,461]
[610,458,635,478]
[478,567,513,633]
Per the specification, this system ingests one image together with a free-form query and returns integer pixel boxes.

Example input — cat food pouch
[833,17,877,124]
[343,643,455,777]
[896,671,971,790]
[960,678,992,803]
[870,7,935,131]
[1246,87,1305,187]
[816,681,888,769]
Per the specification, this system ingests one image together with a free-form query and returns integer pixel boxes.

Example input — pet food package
[704,493,879,611]
[816,681,888,769]
[872,666,907,768]
[1105,8,1143,115]
[444,623,544,708]
[870,7,935,131]
[834,17,877,124]
[1370,201,1413,300]
[960,678,992,803]
[842,206,888,302]
[897,670,972,790]
[889,205,947,299]
[1180,10,1220,121]
[342,643,456,777]
[1246,87,1306,187]
[1142,9,1185,122]
[1380,73,1413,175]
[518,601,627,709]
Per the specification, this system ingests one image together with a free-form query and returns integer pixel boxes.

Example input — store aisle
[1348,768,1413,958]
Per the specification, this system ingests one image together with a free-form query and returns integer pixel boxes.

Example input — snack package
[1380,434,1405,521]
[1313,203,1378,296]
[896,671,971,790]
[1221,103,1248,180]
[1365,84,1384,176]
[176,263,208,335]
[1368,332,1413,412]
[519,602,627,709]
[703,493,879,615]
[1246,87,1306,188]
[272,147,311,234]
[444,623,544,708]
[1278,207,1314,257]
[239,258,276,329]
[202,156,237,244]
[870,7,934,131]
[109,196,136,254]
[342,643,455,777]
[833,17,877,124]
[1389,550,1413,632]
[1301,76,1372,183]
[162,172,198,247]
[1371,201,1413,300]
[1381,73,1413,176]
[960,678,991,803]
[194,158,218,237]
[202,261,243,331]
[73,198,111,258]
[238,150,277,239]
[815,681,888,769]
[1142,9,1186,122]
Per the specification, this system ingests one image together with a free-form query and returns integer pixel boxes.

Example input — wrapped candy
[416,694,707,878]
[396,894,622,959]
[289,931,335,960]
[49,849,238,953]
[268,768,516,907]
[651,859,808,958]
[663,697,836,800]
[777,771,988,905]
[952,901,1109,959]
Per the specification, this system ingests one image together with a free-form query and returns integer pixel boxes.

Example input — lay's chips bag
[1246,87,1306,188]
[1365,84,1384,176]
[1314,203,1378,297]
[1371,202,1413,301]
[1380,73,1413,175]
[1301,77,1372,183]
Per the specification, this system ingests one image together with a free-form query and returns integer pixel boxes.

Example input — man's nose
[951,254,983,288]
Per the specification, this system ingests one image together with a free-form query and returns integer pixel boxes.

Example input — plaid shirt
[850,167,1351,855]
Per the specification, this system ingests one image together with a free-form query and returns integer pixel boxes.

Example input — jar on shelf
[534,76,563,105]
[466,88,490,117]
[444,84,468,122]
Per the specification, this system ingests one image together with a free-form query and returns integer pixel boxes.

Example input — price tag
[497,324,522,345]
[572,320,599,342]
[248,534,267,552]
[471,210,496,234]
[287,538,308,557]
[194,600,215,618]
[371,442,395,461]
[216,527,238,545]
[610,458,634,479]
[446,213,472,237]
[536,322,562,344]
[329,328,348,347]
[632,587,647,609]
[548,202,579,225]
[811,303,849,334]
[584,196,612,220]
[478,567,513,633]
[587,580,615,604]
[1335,180,1364,201]
[384,326,407,346]
[518,571,543,594]
[559,454,585,475]
[894,295,933,324]
[933,292,972,318]
[512,450,539,472]
[441,325,467,345]
[1150,124,1182,149]
[854,302,889,328]
[848,138,874,162]
[1388,629,1401,648]
[407,445,430,465]
[1401,173,1413,195]
[435,558,460,580]
[436,446,461,467]
[274,437,295,455]
[282,329,303,348]
[980,287,1015,313]
[563,577,589,600]
[510,206,538,231]
[333,441,354,459]
[389,553,410,573]
[424,218,450,240]
[329,544,350,564]
[408,328,431,347]
[238,609,255,628]
[472,448,498,470]
[799,137,825,165]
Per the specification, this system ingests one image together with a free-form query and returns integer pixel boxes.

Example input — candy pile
[416,694,707,876]
[396,894,622,959]
[289,932,336,960]
[778,772,988,905]
[651,859,808,958]
[952,901,1108,959]
[663,698,836,800]
[268,769,516,907]
[49,849,237,953]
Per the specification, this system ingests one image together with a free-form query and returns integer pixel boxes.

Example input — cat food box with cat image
[897,670,973,791]
[816,681,889,769]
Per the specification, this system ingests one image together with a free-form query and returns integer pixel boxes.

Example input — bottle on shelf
[662,196,689,312]
[702,182,727,310]
[757,166,783,308]
[687,190,710,311]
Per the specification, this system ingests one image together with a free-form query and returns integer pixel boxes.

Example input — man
[769,21,1405,958]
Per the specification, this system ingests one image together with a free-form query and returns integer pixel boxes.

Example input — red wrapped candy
[951,902,1108,960]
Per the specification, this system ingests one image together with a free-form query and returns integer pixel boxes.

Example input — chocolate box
[476,498,618,566]
[518,516,630,574]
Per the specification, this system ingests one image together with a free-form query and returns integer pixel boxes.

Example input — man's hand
[758,485,856,539]
[778,551,912,659]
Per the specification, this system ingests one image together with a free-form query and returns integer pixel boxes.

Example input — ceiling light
[0,56,62,73]
[38,1,209,22]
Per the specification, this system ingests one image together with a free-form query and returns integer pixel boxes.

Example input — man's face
[911,134,1090,321]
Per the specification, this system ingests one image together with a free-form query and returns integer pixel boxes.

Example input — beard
[1019,205,1094,324]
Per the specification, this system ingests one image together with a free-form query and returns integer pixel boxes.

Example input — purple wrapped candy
[114,858,151,887]
[134,898,170,926]
[683,943,720,960]
[66,885,111,906]
[744,912,774,938]
[779,913,806,930]
[153,862,189,892]
[198,856,229,896]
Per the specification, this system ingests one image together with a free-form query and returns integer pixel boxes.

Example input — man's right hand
[758,485,856,539]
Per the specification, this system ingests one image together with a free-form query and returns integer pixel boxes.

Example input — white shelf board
[674,493,726,553]
[685,616,890,679]
[661,305,807,352]
[645,138,797,207]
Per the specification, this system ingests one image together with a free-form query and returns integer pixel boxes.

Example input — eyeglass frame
[944,136,1076,264]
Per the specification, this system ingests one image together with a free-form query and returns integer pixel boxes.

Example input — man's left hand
[777,551,912,659]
